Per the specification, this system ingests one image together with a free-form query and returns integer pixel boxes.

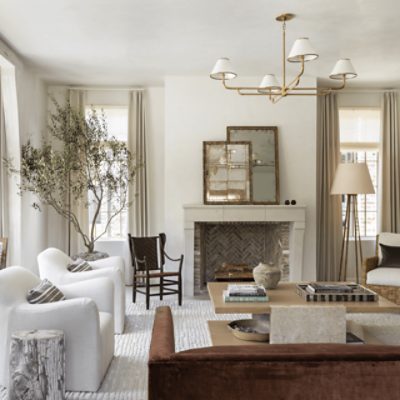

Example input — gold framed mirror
[227,126,279,204]
[203,141,252,204]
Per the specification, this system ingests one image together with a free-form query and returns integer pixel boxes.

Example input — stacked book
[223,284,268,303]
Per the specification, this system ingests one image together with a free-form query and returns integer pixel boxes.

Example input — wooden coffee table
[208,282,400,314]
[207,320,384,346]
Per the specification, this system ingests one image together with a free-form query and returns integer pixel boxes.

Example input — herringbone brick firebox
[194,222,289,295]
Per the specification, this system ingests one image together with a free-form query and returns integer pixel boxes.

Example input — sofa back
[149,306,400,400]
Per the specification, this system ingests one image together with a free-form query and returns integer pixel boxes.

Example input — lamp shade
[258,74,280,93]
[287,38,318,62]
[210,58,237,80]
[331,163,375,195]
[329,58,357,80]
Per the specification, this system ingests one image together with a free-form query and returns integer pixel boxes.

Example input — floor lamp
[331,163,375,283]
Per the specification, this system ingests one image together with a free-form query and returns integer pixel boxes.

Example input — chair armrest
[164,253,184,274]
[149,306,175,362]
[164,252,183,263]
[12,298,100,336]
[89,256,125,273]
[362,256,379,285]
[58,278,114,315]
[61,266,122,284]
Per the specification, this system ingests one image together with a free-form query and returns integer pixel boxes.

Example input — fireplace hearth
[183,204,306,297]
[194,221,289,294]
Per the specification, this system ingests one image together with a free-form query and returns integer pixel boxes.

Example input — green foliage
[6,99,136,253]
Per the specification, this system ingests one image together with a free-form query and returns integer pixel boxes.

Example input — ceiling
[0,0,399,87]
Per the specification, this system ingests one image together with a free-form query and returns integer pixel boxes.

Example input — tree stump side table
[9,330,65,400]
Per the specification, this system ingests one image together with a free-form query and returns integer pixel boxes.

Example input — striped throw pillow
[27,279,65,304]
[67,258,92,272]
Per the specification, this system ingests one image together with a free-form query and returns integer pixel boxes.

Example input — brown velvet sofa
[148,306,400,400]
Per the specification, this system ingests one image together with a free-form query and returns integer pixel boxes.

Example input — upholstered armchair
[37,247,125,333]
[362,233,400,304]
[0,266,114,392]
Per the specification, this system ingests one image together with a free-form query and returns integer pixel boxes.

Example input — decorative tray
[227,319,270,342]
[296,284,378,302]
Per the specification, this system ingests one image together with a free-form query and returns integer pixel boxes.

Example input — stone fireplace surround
[183,204,306,297]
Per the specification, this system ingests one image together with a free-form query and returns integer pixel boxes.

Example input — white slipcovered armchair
[37,248,125,334]
[0,266,114,392]
[363,232,400,305]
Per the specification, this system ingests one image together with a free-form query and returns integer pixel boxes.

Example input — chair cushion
[379,243,400,268]
[378,233,400,260]
[67,259,93,272]
[27,279,65,304]
[367,267,400,287]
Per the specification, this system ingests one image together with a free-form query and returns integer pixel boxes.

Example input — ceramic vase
[253,262,281,289]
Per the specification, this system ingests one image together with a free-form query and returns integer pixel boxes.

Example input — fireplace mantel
[183,204,306,297]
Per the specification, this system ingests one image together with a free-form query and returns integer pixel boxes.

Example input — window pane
[86,106,128,142]
[86,105,129,239]
[339,151,379,237]
[339,108,380,143]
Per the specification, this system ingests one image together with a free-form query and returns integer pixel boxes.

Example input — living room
[1,0,400,399]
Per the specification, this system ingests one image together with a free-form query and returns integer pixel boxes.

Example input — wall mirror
[227,127,279,204]
[203,141,252,204]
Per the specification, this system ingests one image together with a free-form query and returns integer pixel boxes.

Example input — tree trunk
[9,330,65,400]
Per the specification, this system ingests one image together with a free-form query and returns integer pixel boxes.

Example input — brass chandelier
[210,13,358,103]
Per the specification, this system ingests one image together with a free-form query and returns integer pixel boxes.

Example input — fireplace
[194,222,289,294]
[183,204,306,297]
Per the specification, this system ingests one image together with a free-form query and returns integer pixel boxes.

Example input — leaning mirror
[203,141,252,204]
[227,126,279,204]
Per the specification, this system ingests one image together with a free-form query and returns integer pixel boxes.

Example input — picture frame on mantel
[203,141,252,205]
[227,126,280,205]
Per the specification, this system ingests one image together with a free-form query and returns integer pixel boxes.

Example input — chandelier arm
[286,58,305,90]
[222,79,270,92]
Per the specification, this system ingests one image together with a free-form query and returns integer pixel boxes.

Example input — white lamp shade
[331,163,375,195]
[210,58,237,80]
[258,74,280,93]
[287,38,318,62]
[330,58,357,80]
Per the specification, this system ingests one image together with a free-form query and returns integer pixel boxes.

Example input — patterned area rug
[0,295,247,400]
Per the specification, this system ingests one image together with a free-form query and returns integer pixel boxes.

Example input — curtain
[0,79,8,238]
[316,93,343,280]
[67,89,89,255]
[380,92,400,233]
[127,90,148,237]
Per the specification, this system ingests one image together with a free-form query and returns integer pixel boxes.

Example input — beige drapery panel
[67,89,89,255]
[316,93,343,280]
[380,92,400,233]
[127,90,148,237]
[0,79,8,238]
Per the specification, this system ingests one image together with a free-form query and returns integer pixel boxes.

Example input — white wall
[164,76,317,282]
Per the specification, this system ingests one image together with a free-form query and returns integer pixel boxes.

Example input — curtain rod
[67,86,145,92]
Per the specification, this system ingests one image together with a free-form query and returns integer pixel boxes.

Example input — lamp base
[338,194,363,282]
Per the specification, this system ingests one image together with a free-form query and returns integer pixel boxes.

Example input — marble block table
[9,330,65,400]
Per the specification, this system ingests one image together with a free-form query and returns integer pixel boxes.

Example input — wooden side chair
[128,233,184,310]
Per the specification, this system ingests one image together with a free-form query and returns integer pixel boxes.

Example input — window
[86,106,129,239]
[339,108,381,237]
